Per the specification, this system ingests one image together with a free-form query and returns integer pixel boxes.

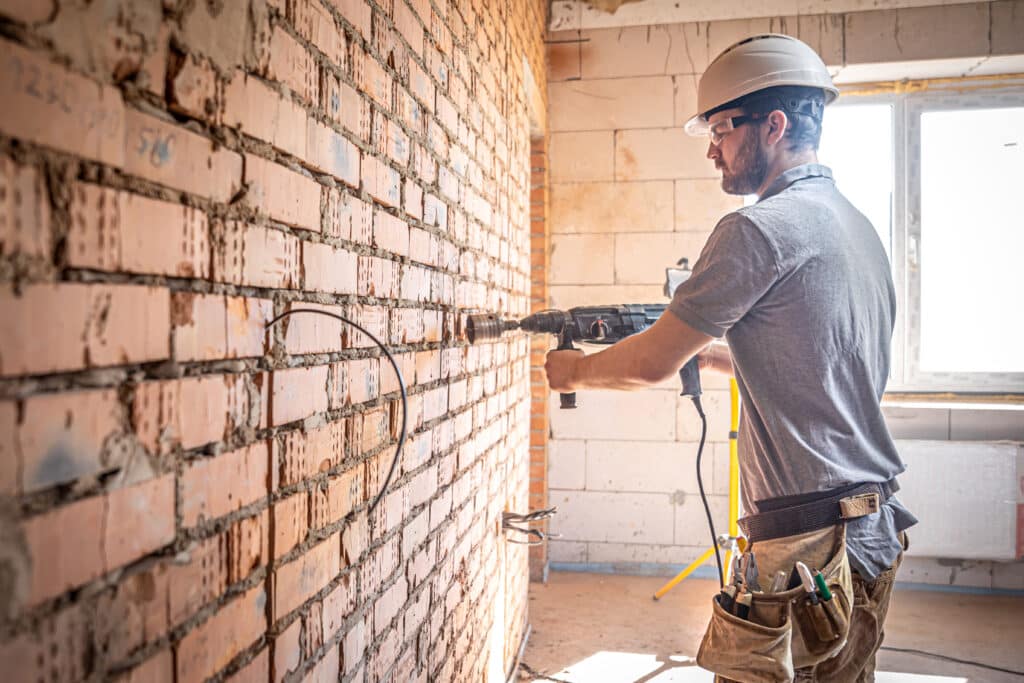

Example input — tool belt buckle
[838,492,880,520]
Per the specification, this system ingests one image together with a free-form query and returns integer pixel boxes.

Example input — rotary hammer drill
[466,303,702,408]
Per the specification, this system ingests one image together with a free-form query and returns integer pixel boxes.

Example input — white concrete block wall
[545,0,1024,589]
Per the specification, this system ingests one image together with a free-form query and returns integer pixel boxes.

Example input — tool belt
[738,479,898,543]
[697,481,897,682]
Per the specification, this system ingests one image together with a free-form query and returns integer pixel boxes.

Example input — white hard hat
[684,34,839,136]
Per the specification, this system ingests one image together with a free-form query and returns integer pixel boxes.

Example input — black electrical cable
[692,395,724,588]
[265,308,407,515]
[879,646,1024,677]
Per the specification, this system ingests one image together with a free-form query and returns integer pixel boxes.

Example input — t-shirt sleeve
[668,212,780,338]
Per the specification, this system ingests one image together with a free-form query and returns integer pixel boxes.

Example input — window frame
[829,81,1024,394]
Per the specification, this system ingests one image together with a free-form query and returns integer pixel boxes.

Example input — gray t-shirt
[669,163,916,580]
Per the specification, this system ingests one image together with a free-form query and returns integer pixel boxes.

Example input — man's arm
[699,341,735,377]
[545,311,713,392]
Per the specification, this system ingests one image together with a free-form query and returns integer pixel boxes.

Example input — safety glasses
[708,112,767,145]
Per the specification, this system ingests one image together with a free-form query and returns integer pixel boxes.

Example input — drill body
[466,303,702,407]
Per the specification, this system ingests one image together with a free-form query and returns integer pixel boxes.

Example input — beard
[719,130,769,196]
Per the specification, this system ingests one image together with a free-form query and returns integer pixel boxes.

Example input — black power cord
[265,308,408,515]
[691,395,724,588]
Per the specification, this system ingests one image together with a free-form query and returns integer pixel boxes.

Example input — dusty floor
[520,572,1024,683]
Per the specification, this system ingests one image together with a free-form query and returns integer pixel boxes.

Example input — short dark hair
[708,85,826,152]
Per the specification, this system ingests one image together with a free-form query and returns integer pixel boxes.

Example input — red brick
[0,38,125,166]
[379,351,414,395]
[303,644,340,683]
[182,442,269,526]
[324,188,372,241]
[271,365,328,426]
[94,562,172,663]
[224,73,307,158]
[414,143,436,183]
[423,193,448,230]
[361,154,401,208]
[0,402,15,496]
[390,307,425,344]
[226,297,272,358]
[293,0,344,66]
[344,304,387,349]
[357,255,398,298]
[310,467,363,530]
[348,357,380,405]
[228,511,269,583]
[0,156,50,260]
[112,649,174,683]
[133,375,240,454]
[272,492,308,559]
[321,574,355,642]
[225,650,269,683]
[356,50,393,110]
[373,576,408,636]
[176,584,268,683]
[0,283,169,377]
[404,179,423,220]
[373,208,409,256]
[272,532,340,619]
[327,0,371,38]
[281,301,345,356]
[125,109,242,202]
[105,474,176,570]
[341,618,366,674]
[68,185,209,277]
[173,294,270,362]
[267,27,317,104]
[302,241,358,294]
[407,57,433,109]
[274,419,346,489]
[243,154,321,232]
[322,73,370,142]
[400,264,430,302]
[16,389,123,494]
[23,495,105,605]
[272,617,301,683]
[385,120,411,166]
[212,220,301,289]
[169,55,217,120]
[408,227,437,266]
[0,0,53,23]
[355,407,389,456]
[168,537,227,626]
[0,602,90,682]
[305,119,360,188]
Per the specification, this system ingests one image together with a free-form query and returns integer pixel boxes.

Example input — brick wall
[0,0,547,680]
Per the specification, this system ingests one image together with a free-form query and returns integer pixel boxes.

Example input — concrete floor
[520,572,1024,683]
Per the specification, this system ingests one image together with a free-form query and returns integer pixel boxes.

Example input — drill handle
[557,324,577,409]
[679,356,702,400]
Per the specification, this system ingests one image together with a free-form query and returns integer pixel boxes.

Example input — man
[544,34,916,681]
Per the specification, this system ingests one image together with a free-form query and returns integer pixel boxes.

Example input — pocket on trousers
[697,593,794,683]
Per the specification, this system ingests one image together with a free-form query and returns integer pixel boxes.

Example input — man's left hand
[544,349,585,392]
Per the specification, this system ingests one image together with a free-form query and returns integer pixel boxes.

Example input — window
[818,87,1024,393]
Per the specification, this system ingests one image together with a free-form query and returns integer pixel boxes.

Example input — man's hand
[544,349,585,392]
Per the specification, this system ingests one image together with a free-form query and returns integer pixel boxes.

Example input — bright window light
[818,104,895,259]
[919,107,1024,373]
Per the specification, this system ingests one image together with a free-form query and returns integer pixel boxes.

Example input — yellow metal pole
[653,547,717,600]
[653,378,743,599]
[723,378,741,583]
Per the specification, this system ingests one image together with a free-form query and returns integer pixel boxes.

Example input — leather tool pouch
[696,524,854,682]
